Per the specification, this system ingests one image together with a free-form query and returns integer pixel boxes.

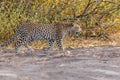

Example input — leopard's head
[56,21,82,36]
[70,23,82,36]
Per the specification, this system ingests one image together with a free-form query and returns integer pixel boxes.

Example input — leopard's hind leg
[14,39,25,53]
[14,34,31,53]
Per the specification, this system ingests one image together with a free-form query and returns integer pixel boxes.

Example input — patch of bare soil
[0,46,120,80]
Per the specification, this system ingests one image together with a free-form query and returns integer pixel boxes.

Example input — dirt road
[0,46,120,80]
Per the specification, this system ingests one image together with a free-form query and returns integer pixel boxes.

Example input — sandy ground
[0,46,120,80]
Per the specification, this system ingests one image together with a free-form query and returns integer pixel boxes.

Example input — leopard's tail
[0,31,19,47]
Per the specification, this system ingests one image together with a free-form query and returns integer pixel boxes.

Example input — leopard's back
[20,23,57,40]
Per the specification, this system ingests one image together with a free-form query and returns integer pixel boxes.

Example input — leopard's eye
[75,32,79,35]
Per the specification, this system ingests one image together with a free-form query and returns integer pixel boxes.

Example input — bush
[0,0,120,42]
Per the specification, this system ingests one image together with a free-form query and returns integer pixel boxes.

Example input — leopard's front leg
[56,38,64,51]
[42,39,55,51]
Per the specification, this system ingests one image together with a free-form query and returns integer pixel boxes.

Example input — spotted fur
[0,22,82,53]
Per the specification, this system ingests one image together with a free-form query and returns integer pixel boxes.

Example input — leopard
[0,22,82,53]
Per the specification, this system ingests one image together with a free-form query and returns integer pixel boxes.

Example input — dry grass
[1,31,120,50]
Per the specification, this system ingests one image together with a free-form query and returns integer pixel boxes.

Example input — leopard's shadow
[0,48,76,58]
[1,49,16,53]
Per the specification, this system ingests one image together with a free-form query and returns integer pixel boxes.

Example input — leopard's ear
[64,22,74,28]
[69,22,74,27]
[67,20,76,27]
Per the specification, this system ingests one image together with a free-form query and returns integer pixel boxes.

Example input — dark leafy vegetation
[0,0,120,42]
